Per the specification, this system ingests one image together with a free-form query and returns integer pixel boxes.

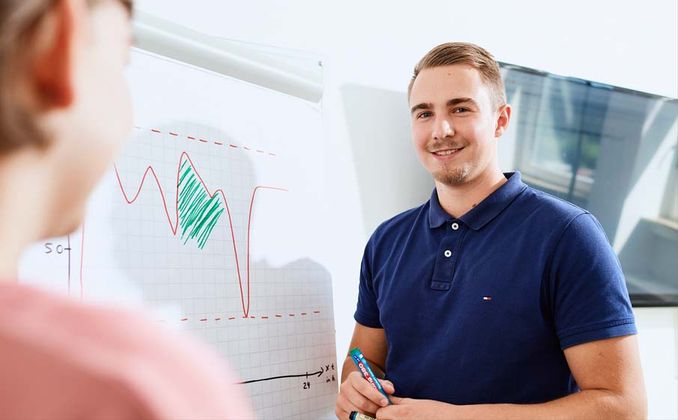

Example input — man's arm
[341,322,388,381]
[336,323,394,419]
[376,335,646,420]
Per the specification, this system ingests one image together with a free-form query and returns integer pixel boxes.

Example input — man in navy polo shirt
[335,42,646,420]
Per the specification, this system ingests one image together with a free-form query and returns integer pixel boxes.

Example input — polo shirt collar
[428,172,527,230]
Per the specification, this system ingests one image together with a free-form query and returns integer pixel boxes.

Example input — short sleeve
[354,238,382,328]
[549,213,637,349]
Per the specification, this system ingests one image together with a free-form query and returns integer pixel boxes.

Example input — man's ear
[495,104,511,138]
[31,0,82,110]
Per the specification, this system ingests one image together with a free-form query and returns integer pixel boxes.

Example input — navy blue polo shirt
[355,172,636,404]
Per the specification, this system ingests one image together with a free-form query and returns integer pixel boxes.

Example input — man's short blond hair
[408,42,506,108]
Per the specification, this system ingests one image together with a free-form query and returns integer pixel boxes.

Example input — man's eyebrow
[410,103,431,114]
[410,98,478,114]
[447,97,477,107]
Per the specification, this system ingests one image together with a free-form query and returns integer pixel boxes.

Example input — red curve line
[79,150,287,317]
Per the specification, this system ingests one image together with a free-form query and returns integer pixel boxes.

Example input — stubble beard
[433,163,472,186]
[427,139,472,186]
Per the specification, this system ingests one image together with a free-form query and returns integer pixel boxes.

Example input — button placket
[430,222,464,291]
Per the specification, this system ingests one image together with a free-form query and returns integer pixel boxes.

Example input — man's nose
[432,118,453,140]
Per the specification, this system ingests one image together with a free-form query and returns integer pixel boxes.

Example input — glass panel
[500,64,678,306]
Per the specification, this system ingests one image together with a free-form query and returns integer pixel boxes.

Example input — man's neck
[435,170,508,219]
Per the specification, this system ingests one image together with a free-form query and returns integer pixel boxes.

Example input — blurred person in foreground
[0,0,252,418]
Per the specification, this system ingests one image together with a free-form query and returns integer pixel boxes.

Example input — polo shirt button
[451,222,459,230]
[444,250,452,257]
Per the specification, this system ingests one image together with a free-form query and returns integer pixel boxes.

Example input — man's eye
[453,107,469,113]
[417,111,432,119]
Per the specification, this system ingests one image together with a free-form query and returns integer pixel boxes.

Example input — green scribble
[177,160,225,249]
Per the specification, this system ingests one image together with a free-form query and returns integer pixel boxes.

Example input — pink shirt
[0,283,253,419]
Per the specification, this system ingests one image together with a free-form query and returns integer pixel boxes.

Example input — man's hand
[375,396,455,420]
[335,371,395,419]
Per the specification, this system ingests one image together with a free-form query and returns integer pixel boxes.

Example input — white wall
[635,307,678,419]
[135,1,678,417]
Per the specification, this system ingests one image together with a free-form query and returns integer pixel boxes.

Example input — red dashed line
[174,311,320,323]
[138,127,277,157]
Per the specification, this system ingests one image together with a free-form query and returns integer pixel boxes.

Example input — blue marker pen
[349,347,392,405]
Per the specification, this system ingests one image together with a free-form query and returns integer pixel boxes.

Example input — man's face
[409,64,503,187]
